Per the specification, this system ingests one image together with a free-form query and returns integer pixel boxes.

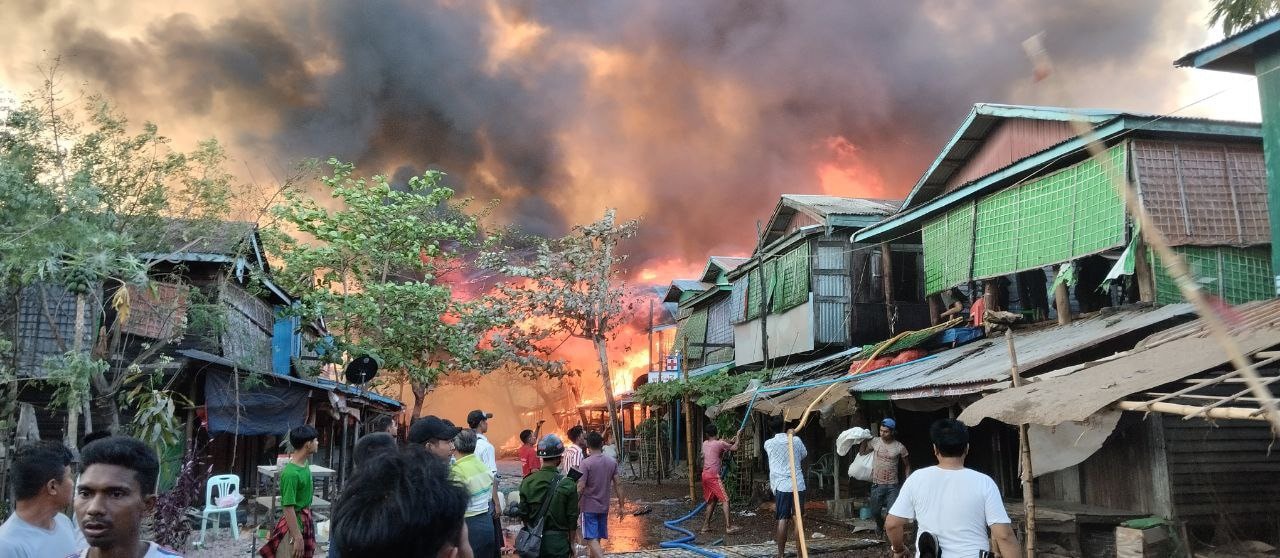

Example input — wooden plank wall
[1076,415,1158,514]
[1162,415,1280,522]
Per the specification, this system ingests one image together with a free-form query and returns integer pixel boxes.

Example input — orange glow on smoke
[634,258,709,284]
[816,135,890,199]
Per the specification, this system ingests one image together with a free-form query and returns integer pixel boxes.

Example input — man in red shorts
[699,424,741,534]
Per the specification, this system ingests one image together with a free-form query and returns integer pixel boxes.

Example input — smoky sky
[1,0,1211,277]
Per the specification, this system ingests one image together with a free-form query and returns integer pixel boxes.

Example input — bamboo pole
[682,351,696,503]
[1115,400,1272,421]
[785,421,808,558]
[1006,328,1036,558]
[1024,35,1280,433]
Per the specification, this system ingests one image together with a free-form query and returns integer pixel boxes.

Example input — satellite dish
[344,355,379,385]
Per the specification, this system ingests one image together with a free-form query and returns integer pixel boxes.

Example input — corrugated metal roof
[780,195,901,218]
[709,347,862,416]
[710,256,749,271]
[960,298,1280,426]
[902,103,1121,210]
[1175,14,1280,73]
[662,279,712,303]
[179,349,403,409]
[848,304,1195,397]
[856,114,1261,243]
[142,219,257,258]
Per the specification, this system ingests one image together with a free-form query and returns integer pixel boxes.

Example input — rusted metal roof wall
[1163,416,1280,523]
[813,239,851,345]
[1132,139,1270,246]
[943,118,1077,194]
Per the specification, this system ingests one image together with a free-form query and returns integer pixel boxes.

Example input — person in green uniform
[518,435,579,558]
[260,425,319,558]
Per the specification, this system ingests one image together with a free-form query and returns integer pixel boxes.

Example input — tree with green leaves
[1209,0,1279,34]
[480,209,638,457]
[267,159,502,419]
[1,72,239,450]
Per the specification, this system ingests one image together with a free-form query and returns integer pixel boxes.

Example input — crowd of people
[0,408,1023,558]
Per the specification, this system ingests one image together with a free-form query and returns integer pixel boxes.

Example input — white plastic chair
[196,474,242,547]
[809,453,835,490]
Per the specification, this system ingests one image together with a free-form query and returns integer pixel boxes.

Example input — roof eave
[1175,16,1280,74]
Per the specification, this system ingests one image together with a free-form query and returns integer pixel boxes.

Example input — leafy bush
[152,441,209,550]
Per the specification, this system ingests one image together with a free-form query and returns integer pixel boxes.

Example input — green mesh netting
[924,145,1127,293]
[1151,245,1273,305]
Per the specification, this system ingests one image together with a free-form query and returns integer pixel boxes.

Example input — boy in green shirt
[260,425,318,558]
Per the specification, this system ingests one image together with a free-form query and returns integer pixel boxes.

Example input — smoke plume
[0,0,1215,271]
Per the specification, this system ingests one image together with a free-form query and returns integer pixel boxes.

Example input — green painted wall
[1257,50,1280,295]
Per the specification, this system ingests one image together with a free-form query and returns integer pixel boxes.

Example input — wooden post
[927,294,942,326]
[1049,275,1070,325]
[984,280,1000,312]
[786,426,809,558]
[1134,235,1155,303]
[880,242,896,334]
[681,351,696,503]
[1006,329,1036,558]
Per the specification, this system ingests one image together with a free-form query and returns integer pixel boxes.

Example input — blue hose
[659,501,726,558]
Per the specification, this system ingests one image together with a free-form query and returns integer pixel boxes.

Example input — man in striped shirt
[560,426,585,475]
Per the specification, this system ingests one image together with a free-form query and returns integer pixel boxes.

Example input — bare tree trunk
[411,380,428,421]
[66,293,86,451]
[594,335,624,459]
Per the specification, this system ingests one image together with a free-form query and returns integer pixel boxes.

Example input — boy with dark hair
[886,419,1021,558]
[260,425,319,558]
[72,436,177,557]
[518,419,545,477]
[577,431,623,558]
[762,416,805,558]
[699,423,741,535]
[331,446,473,557]
[0,441,79,557]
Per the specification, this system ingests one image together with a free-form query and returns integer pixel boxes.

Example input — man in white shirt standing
[0,441,81,558]
[466,409,501,554]
[762,416,806,558]
[885,419,1022,558]
[467,409,498,476]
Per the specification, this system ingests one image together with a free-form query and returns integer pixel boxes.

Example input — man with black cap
[409,416,462,462]
[467,410,498,478]
[518,435,579,558]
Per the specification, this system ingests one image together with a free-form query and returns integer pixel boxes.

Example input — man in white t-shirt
[885,419,1021,558]
[762,416,806,558]
[0,441,82,558]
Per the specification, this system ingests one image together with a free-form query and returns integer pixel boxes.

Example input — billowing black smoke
[2,0,1212,269]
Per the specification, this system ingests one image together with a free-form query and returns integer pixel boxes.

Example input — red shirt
[519,444,539,476]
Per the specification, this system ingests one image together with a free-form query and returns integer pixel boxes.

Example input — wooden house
[854,103,1271,321]
[5,219,400,490]
[729,195,930,369]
